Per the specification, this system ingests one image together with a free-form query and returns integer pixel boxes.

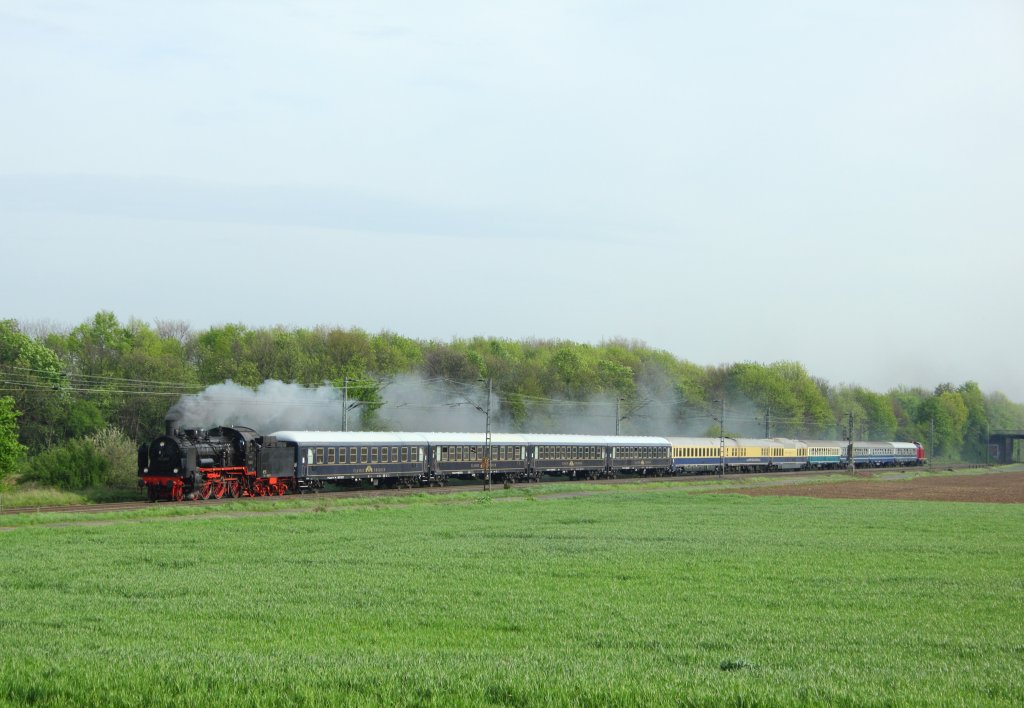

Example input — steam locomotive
[138,419,926,501]
[137,420,295,501]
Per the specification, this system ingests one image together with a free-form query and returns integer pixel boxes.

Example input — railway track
[0,463,982,517]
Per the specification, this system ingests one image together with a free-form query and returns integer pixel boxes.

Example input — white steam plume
[166,380,350,433]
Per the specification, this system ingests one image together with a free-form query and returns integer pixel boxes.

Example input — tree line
[2,312,1023,490]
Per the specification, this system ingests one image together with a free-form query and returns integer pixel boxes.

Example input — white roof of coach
[271,431,669,447]
[271,431,434,445]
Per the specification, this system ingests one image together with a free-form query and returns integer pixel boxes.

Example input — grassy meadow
[1,480,1022,705]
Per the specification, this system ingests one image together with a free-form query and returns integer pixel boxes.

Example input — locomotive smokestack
[165,415,179,436]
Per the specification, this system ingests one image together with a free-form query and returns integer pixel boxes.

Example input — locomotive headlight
[173,468,179,474]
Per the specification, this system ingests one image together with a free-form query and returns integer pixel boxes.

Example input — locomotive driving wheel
[199,482,213,500]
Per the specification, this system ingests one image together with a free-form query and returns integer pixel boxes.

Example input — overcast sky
[2,1,1022,401]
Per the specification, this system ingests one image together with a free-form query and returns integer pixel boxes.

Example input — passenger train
[138,419,926,501]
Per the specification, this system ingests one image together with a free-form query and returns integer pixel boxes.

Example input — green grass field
[1,482,1022,705]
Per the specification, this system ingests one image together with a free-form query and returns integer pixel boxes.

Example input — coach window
[381,448,388,463]
[401,447,408,463]
[316,448,324,464]
[371,448,379,463]
[327,448,336,464]
[456,447,463,462]
[360,447,368,464]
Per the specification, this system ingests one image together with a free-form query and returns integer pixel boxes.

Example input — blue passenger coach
[272,431,430,486]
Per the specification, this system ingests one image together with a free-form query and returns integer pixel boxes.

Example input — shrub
[23,438,110,489]
[86,426,138,488]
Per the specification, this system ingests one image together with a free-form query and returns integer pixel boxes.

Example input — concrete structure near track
[989,431,1024,463]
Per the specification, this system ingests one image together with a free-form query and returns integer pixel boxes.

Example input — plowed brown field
[727,471,1024,504]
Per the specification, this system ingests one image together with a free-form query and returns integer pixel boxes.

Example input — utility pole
[485,377,492,490]
[720,398,725,477]
[765,407,771,438]
[930,417,935,464]
[713,398,725,477]
[615,397,620,436]
[846,412,855,471]
[342,376,349,432]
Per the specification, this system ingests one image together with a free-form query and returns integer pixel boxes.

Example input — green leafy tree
[371,332,423,375]
[195,324,261,386]
[0,319,67,450]
[58,313,199,440]
[852,388,898,439]
[958,382,989,461]
[918,388,969,460]
[0,396,27,481]
[888,387,929,443]
[985,391,1024,430]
